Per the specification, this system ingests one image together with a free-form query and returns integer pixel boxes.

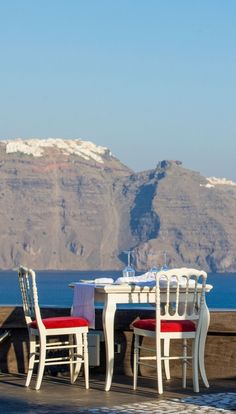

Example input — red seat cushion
[30,316,89,329]
[132,318,196,332]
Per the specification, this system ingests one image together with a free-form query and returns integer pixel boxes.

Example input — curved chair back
[18,266,44,332]
[155,267,208,324]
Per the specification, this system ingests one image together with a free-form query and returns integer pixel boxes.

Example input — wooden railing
[0,306,235,379]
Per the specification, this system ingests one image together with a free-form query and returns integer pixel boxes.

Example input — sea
[0,270,235,310]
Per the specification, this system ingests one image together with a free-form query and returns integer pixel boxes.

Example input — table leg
[102,297,116,391]
[199,305,210,388]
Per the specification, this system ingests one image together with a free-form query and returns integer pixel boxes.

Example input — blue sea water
[0,270,235,310]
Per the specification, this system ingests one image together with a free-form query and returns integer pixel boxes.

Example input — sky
[0,0,236,180]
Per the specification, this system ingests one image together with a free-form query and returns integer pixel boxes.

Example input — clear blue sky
[0,0,236,179]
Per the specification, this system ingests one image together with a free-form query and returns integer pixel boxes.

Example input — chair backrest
[155,267,208,323]
[18,266,43,330]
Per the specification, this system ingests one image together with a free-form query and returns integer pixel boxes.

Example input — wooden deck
[0,373,235,413]
[0,306,235,412]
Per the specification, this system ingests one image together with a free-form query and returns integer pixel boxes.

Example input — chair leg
[182,338,187,388]
[156,338,163,394]
[70,333,82,384]
[192,339,199,393]
[199,327,209,388]
[68,334,75,384]
[163,338,170,380]
[25,335,36,387]
[133,334,139,390]
[35,335,46,390]
[83,332,89,389]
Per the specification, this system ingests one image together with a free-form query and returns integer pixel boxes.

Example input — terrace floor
[0,373,235,413]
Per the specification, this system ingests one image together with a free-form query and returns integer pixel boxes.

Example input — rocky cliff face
[130,161,236,273]
[1,138,236,272]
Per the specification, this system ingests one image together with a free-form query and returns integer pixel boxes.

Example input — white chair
[18,266,89,390]
[132,268,209,394]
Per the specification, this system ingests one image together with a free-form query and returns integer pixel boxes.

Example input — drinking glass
[159,230,169,270]
[148,252,159,273]
[161,251,169,270]
[123,250,135,278]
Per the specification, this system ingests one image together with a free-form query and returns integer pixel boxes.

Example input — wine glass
[148,252,159,273]
[159,230,169,270]
[161,250,169,270]
[123,250,135,278]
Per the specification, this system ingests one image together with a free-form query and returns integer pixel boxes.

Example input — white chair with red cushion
[132,267,209,394]
[18,266,89,390]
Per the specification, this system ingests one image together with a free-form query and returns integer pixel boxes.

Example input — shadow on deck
[0,373,235,413]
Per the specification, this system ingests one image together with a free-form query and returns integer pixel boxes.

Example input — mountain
[0,138,236,272]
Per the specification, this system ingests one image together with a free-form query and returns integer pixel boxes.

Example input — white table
[94,283,212,391]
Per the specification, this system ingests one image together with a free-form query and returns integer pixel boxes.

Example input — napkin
[94,278,114,284]
[115,271,155,285]
[72,283,95,329]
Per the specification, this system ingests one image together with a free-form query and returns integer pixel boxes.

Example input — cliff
[0,138,236,272]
